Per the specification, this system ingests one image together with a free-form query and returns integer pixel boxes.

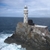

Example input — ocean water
[0,17,50,50]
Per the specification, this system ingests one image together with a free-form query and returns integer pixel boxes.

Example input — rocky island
[4,6,50,50]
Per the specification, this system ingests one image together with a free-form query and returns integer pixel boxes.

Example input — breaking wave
[0,31,26,50]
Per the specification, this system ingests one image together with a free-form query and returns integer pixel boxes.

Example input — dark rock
[28,19,35,25]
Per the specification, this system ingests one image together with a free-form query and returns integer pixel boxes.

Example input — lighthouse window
[24,7,27,9]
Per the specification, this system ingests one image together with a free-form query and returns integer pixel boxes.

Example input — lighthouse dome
[24,5,28,9]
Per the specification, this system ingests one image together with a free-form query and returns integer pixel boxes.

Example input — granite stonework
[4,22,50,50]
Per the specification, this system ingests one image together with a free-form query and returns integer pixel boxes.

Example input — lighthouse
[24,5,28,24]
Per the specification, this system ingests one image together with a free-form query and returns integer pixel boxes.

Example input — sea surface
[0,17,50,50]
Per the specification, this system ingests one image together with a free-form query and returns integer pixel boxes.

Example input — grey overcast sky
[0,0,50,17]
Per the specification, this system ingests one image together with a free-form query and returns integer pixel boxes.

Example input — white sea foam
[0,32,26,50]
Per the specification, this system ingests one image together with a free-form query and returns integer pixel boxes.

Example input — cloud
[0,0,50,17]
[1,0,24,8]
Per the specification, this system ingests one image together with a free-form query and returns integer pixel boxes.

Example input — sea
[0,17,50,50]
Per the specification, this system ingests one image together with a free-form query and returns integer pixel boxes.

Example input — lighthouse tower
[24,5,28,24]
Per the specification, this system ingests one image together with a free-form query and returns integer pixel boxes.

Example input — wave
[0,32,26,50]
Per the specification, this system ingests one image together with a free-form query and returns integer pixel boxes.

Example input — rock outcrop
[4,22,50,50]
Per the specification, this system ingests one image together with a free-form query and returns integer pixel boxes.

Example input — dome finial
[25,5,27,7]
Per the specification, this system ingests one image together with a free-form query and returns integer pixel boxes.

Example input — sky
[0,0,50,17]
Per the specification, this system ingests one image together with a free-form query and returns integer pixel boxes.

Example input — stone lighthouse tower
[24,5,28,24]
